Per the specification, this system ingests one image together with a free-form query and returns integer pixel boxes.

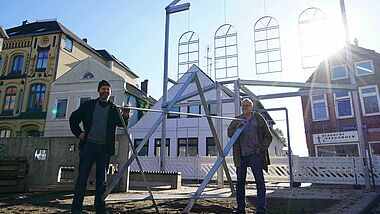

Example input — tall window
[168,106,180,118]
[134,139,148,156]
[0,129,11,138]
[370,142,380,157]
[334,91,353,118]
[11,55,24,75]
[177,138,198,156]
[36,50,49,70]
[3,87,17,112]
[79,97,91,106]
[359,85,380,116]
[355,60,374,76]
[65,37,73,52]
[208,103,217,116]
[154,138,170,156]
[29,84,46,109]
[330,65,347,80]
[254,16,282,74]
[55,98,68,119]
[311,94,329,121]
[206,137,217,156]
[187,105,200,118]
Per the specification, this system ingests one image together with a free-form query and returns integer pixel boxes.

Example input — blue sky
[2,0,380,156]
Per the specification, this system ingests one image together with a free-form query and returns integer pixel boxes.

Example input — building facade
[301,44,380,157]
[44,57,155,137]
[129,65,285,158]
[0,20,138,137]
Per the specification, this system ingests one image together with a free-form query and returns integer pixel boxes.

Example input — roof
[5,20,138,78]
[95,49,139,78]
[304,44,380,84]
[0,26,8,38]
[125,82,156,105]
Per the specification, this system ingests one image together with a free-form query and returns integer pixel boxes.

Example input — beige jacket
[227,112,272,172]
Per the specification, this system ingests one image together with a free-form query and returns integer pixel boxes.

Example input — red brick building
[301,44,380,157]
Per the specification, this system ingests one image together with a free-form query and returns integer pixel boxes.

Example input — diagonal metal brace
[182,122,247,213]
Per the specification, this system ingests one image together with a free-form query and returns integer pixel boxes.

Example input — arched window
[177,31,199,80]
[29,84,46,109]
[11,55,24,75]
[298,7,326,70]
[254,16,282,74]
[214,24,238,80]
[3,86,17,113]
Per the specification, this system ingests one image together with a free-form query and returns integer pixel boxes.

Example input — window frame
[355,59,374,76]
[206,137,217,156]
[167,106,180,118]
[65,37,73,52]
[315,143,359,157]
[0,129,12,138]
[330,64,348,80]
[207,103,217,116]
[36,50,49,71]
[187,105,201,118]
[28,84,46,110]
[311,94,329,121]
[3,86,17,113]
[358,85,380,116]
[154,138,170,157]
[134,139,149,156]
[55,98,68,119]
[11,55,24,75]
[333,91,354,119]
[177,138,198,157]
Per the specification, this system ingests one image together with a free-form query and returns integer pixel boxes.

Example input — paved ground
[1,182,379,213]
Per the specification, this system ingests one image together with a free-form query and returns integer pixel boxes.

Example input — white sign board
[313,131,358,144]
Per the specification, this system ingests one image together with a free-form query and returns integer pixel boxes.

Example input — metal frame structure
[177,31,199,80]
[214,24,239,80]
[254,16,282,74]
[101,1,370,213]
[298,7,326,70]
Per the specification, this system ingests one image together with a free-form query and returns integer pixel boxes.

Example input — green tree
[273,128,286,144]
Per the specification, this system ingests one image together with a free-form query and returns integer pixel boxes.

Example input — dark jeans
[71,141,110,214]
[236,153,266,214]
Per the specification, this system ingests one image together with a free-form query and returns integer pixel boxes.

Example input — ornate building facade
[0,20,138,137]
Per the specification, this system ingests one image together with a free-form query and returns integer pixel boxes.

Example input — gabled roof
[125,82,156,105]
[304,44,380,84]
[0,26,8,38]
[95,49,139,78]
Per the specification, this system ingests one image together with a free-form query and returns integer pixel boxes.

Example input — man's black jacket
[69,98,128,155]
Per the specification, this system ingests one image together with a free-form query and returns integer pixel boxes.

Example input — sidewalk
[106,182,380,213]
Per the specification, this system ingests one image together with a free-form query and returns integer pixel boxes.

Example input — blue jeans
[71,141,110,214]
[236,153,266,214]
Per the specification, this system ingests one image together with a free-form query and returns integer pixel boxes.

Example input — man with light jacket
[228,98,272,214]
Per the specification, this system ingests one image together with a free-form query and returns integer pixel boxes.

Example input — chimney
[83,38,88,43]
[22,20,29,25]
[141,79,148,95]
[354,38,358,46]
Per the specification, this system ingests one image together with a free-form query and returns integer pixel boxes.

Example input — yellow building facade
[0,20,138,137]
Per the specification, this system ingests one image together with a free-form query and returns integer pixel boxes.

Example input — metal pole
[160,3,171,172]
[285,108,294,186]
[216,82,223,188]
[340,0,370,189]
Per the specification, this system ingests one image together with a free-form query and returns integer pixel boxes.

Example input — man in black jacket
[69,80,129,214]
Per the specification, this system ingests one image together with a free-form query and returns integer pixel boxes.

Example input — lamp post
[161,0,190,171]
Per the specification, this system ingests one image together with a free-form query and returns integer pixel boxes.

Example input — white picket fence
[130,156,380,185]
